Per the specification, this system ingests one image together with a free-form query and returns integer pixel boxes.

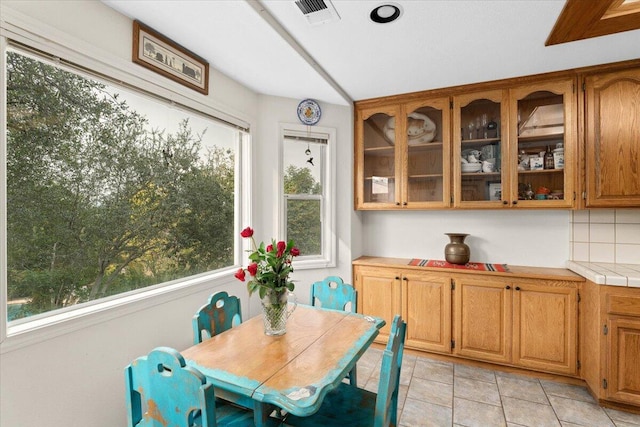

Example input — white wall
[0,2,261,426]
[361,209,571,267]
[250,94,354,314]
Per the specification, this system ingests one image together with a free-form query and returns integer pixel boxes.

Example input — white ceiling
[103,0,640,106]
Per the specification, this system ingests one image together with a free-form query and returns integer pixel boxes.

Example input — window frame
[0,16,252,349]
[278,123,336,269]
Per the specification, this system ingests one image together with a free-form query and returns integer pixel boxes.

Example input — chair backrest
[309,276,357,312]
[374,315,407,427]
[124,346,216,427]
[192,291,242,344]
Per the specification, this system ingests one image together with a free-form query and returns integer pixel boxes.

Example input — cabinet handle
[515,286,521,291]
[506,285,511,289]
[395,276,400,280]
[503,200,508,205]
[403,202,408,206]
[513,200,518,205]
[396,202,401,206]
[403,277,408,281]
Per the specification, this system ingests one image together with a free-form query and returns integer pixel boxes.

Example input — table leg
[253,401,280,426]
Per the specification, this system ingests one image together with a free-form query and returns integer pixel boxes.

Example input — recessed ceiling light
[370,3,403,24]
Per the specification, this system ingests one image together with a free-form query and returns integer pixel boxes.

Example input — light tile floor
[355,347,640,427]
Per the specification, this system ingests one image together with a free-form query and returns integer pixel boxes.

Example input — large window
[281,125,335,267]
[4,46,243,322]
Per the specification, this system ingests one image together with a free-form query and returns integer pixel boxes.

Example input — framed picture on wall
[132,20,209,95]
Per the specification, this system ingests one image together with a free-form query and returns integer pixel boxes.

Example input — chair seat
[284,383,376,427]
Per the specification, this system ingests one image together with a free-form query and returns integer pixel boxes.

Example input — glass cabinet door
[453,90,506,207]
[509,79,575,207]
[403,98,450,208]
[357,106,401,208]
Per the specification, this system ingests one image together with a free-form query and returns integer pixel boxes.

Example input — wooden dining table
[182,304,385,426]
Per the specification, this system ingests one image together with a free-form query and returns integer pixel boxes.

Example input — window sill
[294,256,336,270]
[0,268,237,354]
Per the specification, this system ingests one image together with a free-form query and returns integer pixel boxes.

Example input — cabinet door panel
[403,272,452,353]
[585,67,640,207]
[607,317,640,405]
[513,283,577,375]
[356,106,402,209]
[509,79,576,208]
[454,277,511,363]
[354,266,401,343]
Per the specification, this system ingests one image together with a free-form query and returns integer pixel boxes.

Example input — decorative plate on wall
[297,99,321,125]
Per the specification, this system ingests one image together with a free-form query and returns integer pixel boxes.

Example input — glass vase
[260,289,297,336]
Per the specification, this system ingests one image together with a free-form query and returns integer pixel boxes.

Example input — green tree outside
[6,50,236,319]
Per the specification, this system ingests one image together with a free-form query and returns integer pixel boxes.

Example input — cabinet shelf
[461,137,500,145]
[407,141,444,152]
[408,174,443,180]
[461,172,501,177]
[517,133,564,143]
[518,168,564,175]
[364,175,395,180]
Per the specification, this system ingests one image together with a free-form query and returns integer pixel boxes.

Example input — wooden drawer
[607,294,640,317]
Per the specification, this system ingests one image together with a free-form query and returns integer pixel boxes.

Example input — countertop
[353,256,585,282]
[566,261,640,287]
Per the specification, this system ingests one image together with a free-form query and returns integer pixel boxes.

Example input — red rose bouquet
[235,227,300,298]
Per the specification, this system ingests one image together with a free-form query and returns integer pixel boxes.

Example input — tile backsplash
[571,209,640,264]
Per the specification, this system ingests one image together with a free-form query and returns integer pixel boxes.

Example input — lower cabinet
[403,271,452,354]
[582,281,640,407]
[454,276,512,364]
[354,266,401,343]
[354,263,579,376]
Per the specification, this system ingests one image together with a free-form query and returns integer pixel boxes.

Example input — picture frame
[487,182,502,201]
[132,20,209,95]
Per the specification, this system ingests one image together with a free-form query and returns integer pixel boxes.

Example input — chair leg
[349,365,357,387]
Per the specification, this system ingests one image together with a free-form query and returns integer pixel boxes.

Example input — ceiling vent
[295,0,341,25]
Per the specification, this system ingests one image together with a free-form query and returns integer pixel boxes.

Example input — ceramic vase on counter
[444,233,470,265]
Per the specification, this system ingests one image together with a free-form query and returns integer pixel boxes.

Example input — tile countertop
[567,261,640,287]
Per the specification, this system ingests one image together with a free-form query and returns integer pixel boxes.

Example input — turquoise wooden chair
[310,276,357,312]
[310,276,358,385]
[282,315,407,427]
[193,291,242,345]
[124,346,253,427]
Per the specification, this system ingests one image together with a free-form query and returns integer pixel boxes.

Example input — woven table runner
[409,259,509,272]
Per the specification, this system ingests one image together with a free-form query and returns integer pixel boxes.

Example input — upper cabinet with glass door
[355,99,450,209]
[355,105,401,209]
[508,79,576,208]
[452,90,508,208]
[403,98,450,209]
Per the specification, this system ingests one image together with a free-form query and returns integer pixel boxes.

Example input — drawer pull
[506,285,511,290]
[515,286,521,291]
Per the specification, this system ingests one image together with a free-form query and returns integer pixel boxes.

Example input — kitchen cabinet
[353,257,582,376]
[355,74,578,210]
[454,275,577,375]
[583,66,640,207]
[354,97,451,209]
[452,89,508,208]
[353,265,401,343]
[402,270,452,353]
[581,281,640,407]
[453,275,511,363]
[508,79,577,208]
[511,279,577,375]
[353,265,451,350]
